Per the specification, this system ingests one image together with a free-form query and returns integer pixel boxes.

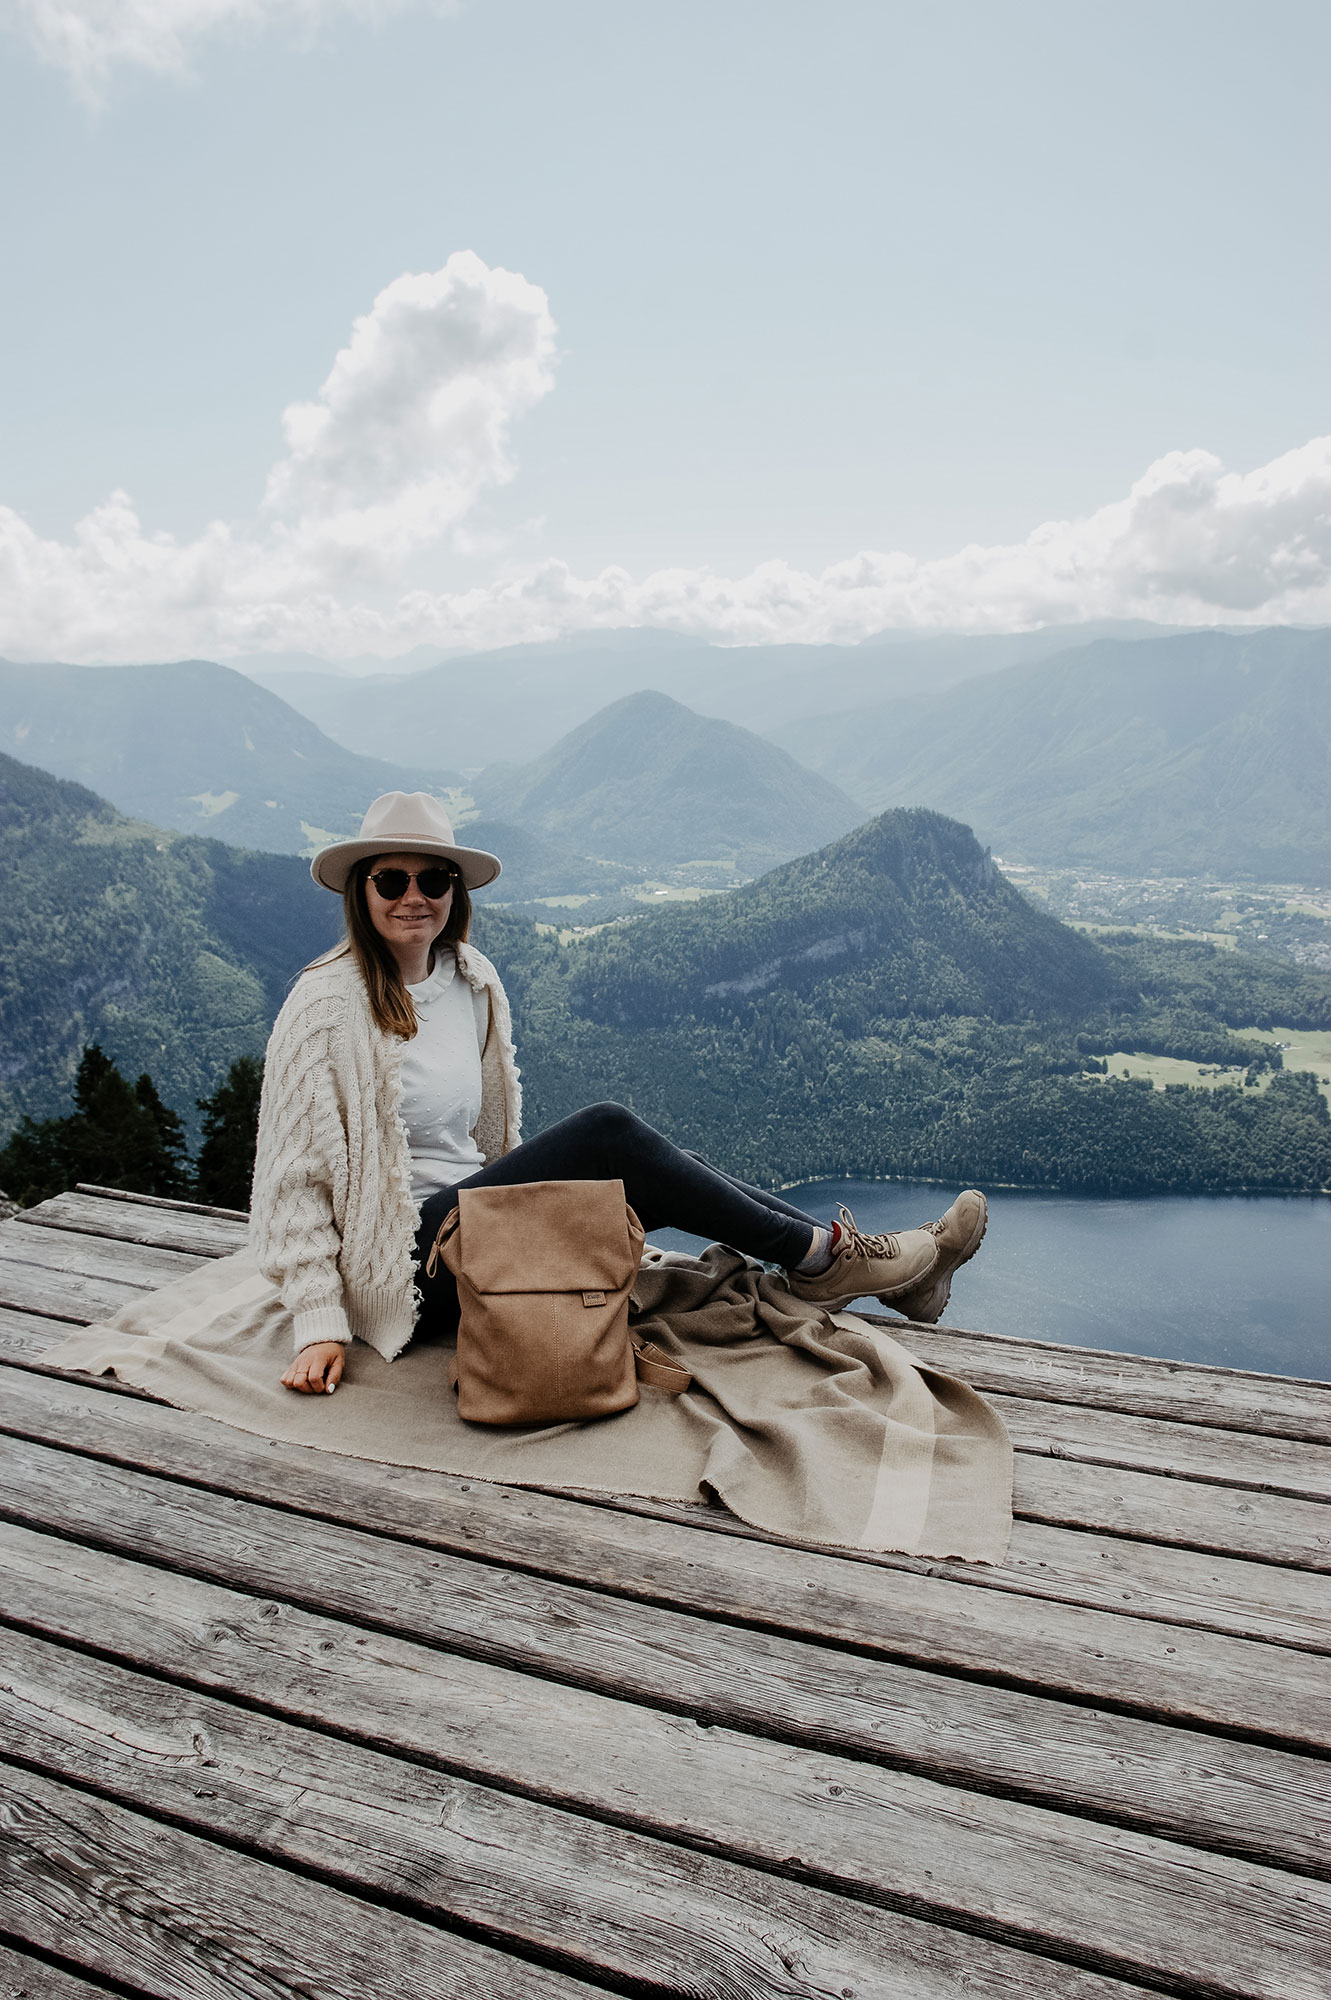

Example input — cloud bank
[3,0,431,92]
[3,249,1331,664]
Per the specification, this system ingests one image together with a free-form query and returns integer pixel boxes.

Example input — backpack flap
[450,1179,641,1292]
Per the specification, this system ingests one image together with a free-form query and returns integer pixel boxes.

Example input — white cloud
[3,250,1331,665]
[3,0,432,93]
[263,255,556,575]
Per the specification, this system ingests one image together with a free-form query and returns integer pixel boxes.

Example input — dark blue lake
[652,1178,1331,1383]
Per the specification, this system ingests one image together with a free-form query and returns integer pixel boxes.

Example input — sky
[0,0,1329,661]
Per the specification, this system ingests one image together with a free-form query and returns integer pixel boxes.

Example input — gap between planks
[0,1936,126,2000]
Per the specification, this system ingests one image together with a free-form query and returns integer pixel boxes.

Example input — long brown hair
[339,858,473,1038]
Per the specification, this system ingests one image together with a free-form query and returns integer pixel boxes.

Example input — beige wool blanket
[44,1243,1012,1563]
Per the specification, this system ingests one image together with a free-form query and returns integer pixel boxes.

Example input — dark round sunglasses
[366,864,458,901]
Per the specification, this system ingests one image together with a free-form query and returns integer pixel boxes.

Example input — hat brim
[310,837,502,894]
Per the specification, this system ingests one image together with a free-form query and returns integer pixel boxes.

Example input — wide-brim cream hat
[310,792,502,894]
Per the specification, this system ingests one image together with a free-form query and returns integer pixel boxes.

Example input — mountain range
[472,690,863,877]
[3,746,1329,1193]
[11,622,1321,894]
[770,627,1331,883]
[0,656,866,885]
[249,621,1184,771]
[0,658,461,855]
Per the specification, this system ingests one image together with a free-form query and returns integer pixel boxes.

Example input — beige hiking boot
[880,1189,988,1324]
[787,1205,939,1309]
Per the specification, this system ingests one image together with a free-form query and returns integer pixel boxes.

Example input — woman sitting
[250,793,988,1395]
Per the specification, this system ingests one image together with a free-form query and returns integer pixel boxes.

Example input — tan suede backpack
[426,1178,690,1424]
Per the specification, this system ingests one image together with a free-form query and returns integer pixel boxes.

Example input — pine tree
[0,1045,190,1206]
[135,1071,189,1179]
[194,1054,264,1211]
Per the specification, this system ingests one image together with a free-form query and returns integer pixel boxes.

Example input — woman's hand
[282,1342,346,1394]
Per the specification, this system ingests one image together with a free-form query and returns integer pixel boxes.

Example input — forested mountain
[250,621,1176,770]
[473,809,1331,1195]
[561,809,1113,1026]
[769,627,1331,882]
[0,751,339,1139]
[473,691,863,874]
[0,658,459,855]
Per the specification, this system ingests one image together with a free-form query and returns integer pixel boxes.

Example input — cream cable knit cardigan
[248,942,522,1360]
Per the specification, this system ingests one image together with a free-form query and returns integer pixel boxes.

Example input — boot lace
[834,1204,903,1263]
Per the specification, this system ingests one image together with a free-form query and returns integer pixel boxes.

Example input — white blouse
[400,950,491,1202]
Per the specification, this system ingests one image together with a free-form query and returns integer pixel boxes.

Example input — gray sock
[794,1222,837,1275]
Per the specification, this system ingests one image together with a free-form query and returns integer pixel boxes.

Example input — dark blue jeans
[414,1101,819,1327]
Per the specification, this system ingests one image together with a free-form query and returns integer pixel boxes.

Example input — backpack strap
[425,1206,461,1280]
[632,1338,692,1394]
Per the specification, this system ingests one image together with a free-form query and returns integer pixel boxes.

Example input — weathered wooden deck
[0,1184,1328,2000]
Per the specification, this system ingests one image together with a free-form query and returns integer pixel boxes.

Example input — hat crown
[308,789,500,894]
[358,791,457,851]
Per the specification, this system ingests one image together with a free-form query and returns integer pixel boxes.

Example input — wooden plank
[9,1309,1331,1611]
[1,1627,1159,2000]
[4,1436,1330,1823]
[16,1191,246,1261]
[0,1308,89,1368]
[1,1362,1326,1726]
[0,1220,201,1289]
[3,1528,1327,1999]
[31,1194,1331,1441]
[571,1483,1331,1657]
[993,1391,1331,1503]
[886,1318,1331,1443]
[5,1355,1327,1652]
[1013,1454,1331,1571]
[956,1516,1331,1651]
[0,1762,601,2000]
[5,1511,1327,1886]
[34,1197,1331,1446]
[11,1212,1330,1536]
[6,1363,1328,1668]
[0,1940,115,2000]
[0,1327,160,1404]
[0,1263,143,1326]
[573,1447,1331,1577]
[75,1182,249,1221]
